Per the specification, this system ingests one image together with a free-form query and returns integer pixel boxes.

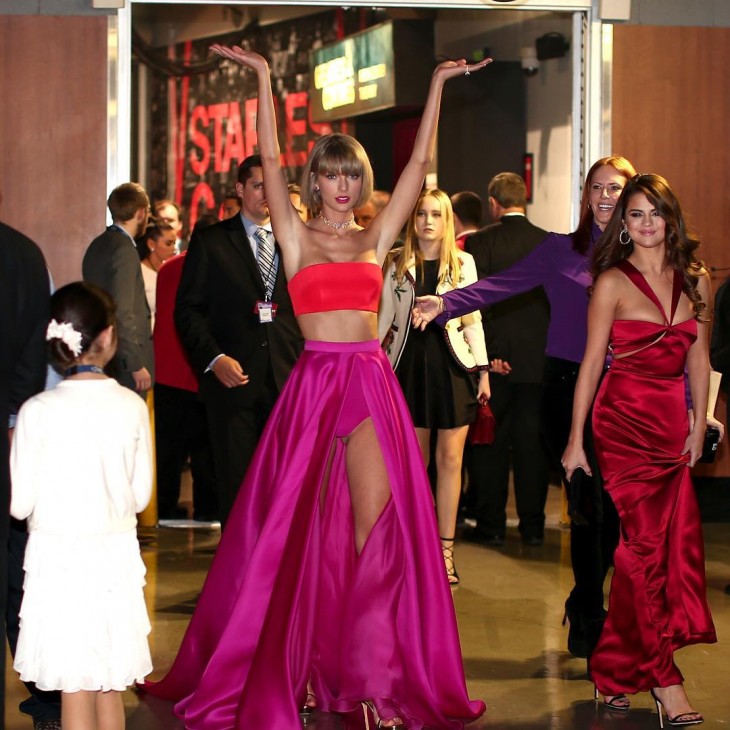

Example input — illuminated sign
[310,22,396,122]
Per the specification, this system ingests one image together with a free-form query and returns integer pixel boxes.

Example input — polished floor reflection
[5,487,730,729]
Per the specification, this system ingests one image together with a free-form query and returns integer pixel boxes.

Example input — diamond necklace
[318,211,355,230]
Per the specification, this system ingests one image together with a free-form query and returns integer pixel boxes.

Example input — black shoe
[158,505,188,520]
[34,720,62,730]
[521,534,544,546]
[563,598,606,659]
[463,527,504,546]
[193,512,220,522]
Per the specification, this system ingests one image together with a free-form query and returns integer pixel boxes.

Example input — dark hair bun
[48,282,116,372]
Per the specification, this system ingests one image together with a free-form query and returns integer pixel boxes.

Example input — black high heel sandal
[440,535,459,585]
[593,685,630,712]
[651,689,703,728]
[301,688,317,715]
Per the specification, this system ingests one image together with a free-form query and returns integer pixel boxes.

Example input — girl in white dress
[10,281,153,730]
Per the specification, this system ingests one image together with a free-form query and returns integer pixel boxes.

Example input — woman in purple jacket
[414,156,635,662]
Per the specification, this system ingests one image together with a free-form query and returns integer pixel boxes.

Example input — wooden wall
[0,15,108,288]
[612,25,730,477]
[612,25,730,277]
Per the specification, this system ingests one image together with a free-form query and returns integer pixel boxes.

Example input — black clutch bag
[699,426,721,464]
[567,467,590,526]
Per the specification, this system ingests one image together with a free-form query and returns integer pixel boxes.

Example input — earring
[619,226,631,246]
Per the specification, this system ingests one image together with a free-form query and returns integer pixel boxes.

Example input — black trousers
[466,378,549,539]
[154,383,218,520]
[542,357,619,621]
[7,518,62,721]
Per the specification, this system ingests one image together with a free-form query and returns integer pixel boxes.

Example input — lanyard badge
[254,300,278,323]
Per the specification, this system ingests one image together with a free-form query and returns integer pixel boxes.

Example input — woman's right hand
[561,440,592,481]
[210,44,268,72]
[412,296,441,330]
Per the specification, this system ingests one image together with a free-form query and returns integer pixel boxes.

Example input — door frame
[108,0,609,228]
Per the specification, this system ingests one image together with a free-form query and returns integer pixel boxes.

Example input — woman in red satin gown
[562,174,717,726]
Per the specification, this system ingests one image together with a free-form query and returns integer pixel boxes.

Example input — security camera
[520,47,539,77]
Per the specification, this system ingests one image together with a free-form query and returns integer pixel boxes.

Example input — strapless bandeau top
[288,261,383,316]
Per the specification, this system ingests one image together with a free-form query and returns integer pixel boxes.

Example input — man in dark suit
[82,182,154,393]
[0,219,62,729]
[464,172,551,546]
[175,155,302,525]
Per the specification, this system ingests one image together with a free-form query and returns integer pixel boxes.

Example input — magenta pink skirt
[144,340,485,729]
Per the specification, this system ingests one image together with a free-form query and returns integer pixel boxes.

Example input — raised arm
[210,45,302,261]
[370,58,491,263]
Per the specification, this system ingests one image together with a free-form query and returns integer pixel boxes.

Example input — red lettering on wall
[222,102,245,173]
[189,182,216,231]
[284,91,308,169]
[207,103,228,173]
[189,105,211,176]
[243,98,258,158]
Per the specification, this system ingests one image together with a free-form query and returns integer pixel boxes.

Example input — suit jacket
[465,215,549,383]
[710,277,730,392]
[0,221,50,712]
[174,214,302,409]
[82,226,154,390]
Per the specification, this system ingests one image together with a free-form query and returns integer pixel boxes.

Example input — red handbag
[468,401,496,445]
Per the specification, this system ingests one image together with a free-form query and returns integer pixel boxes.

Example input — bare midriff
[296,310,378,343]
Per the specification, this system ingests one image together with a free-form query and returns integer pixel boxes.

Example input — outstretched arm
[371,58,492,263]
[412,231,554,330]
[210,45,302,262]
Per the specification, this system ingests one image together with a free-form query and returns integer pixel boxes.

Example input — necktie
[255,228,277,300]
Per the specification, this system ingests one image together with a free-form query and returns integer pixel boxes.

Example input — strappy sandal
[440,535,459,585]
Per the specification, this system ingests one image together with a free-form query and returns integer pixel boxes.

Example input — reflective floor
[5,486,730,729]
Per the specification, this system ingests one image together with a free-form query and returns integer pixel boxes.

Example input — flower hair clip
[46,319,83,356]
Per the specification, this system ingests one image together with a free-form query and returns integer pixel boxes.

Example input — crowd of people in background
[0,49,723,730]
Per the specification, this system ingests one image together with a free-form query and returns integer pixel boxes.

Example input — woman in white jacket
[379,188,490,585]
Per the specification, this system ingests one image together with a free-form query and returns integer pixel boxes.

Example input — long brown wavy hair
[572,155,637,255]
[591,173,706,319]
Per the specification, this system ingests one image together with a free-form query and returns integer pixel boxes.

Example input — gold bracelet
[437,296,444,314]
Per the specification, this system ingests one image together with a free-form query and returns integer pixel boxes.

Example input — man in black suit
[175,155,302,525]
[0,219,62,729]
[83,182,154,393]
[464,172,551,546]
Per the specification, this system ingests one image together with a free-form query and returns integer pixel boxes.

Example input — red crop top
[288,261,382,316]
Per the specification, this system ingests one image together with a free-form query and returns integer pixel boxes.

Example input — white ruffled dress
[10,379,153,692]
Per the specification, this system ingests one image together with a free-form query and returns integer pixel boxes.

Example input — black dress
[396,260,478,429]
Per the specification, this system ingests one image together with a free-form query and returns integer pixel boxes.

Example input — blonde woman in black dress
[380,189,490,584]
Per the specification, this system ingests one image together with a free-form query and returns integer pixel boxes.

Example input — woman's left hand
[706,413,725,441]
[688,408,725,441]
[434,57,493,82]
[477,371,491,403]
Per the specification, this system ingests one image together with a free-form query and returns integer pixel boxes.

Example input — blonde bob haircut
[300,133,374,214]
